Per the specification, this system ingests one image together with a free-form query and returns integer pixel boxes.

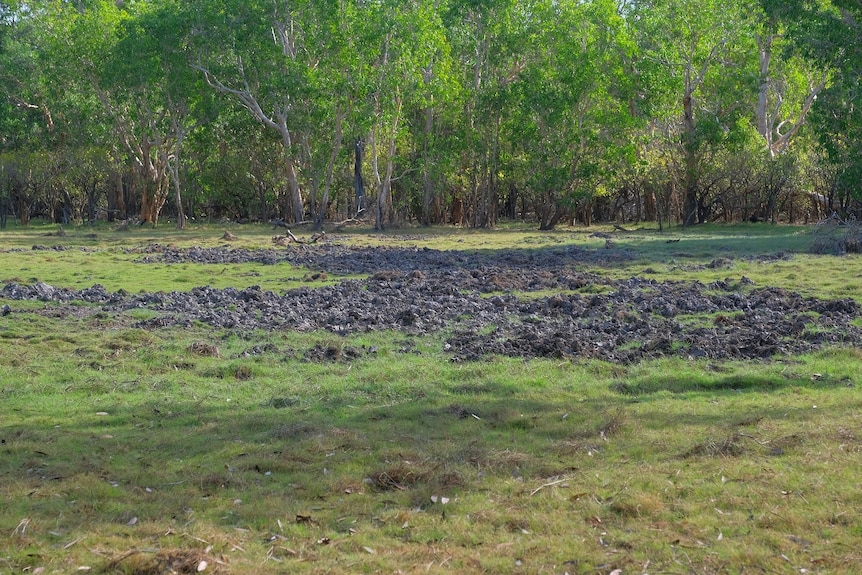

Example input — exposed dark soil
[3,243,861,363]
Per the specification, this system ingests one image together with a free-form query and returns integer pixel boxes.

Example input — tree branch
[191,62,283,133]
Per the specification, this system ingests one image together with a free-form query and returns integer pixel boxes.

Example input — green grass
[1,221,862,573]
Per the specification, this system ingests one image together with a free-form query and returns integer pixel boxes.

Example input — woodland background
[1,0,860,231]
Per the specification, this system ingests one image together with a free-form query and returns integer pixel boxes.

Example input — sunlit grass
[2,221,862,573]
[3,316,860,573]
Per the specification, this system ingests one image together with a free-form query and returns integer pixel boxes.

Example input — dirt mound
[3,244,860,363]
[131,242,628,279]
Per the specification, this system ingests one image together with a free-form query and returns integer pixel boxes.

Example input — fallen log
[272,230,326,246]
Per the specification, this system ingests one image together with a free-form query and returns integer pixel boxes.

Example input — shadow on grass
[463,223,814,269]
[610,373,784,395]
[610,370,853,396]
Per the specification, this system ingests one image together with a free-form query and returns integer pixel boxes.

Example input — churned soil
[3,242,860,363]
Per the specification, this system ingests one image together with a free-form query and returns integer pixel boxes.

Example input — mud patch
[3,244,861,364]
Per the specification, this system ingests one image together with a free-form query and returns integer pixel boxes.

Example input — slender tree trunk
[257,183,268,223]
[374,93,403,231]
[682,79,698,227]
[756,33,773,153]
[487,114,501,227]
[354,139,365,217]
[469,151,479,228]
[62,189,72,225]
[370,129,383,229]
[167,148,186,230]
[167,111,188,230]
[313,108,345,230]
[277,124,304,223]
[421,106,435,226]
[171,164,185,230]
[18,189,30,227]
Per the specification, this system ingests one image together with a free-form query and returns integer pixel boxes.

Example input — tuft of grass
[598,406,627,438]
[683,431,748,457]
[187,340,221,357]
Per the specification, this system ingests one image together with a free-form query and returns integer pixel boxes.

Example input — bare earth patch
[3,243,860,363]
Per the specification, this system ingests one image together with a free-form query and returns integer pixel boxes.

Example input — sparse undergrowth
[1,222,861,574]
[810,216,862,255]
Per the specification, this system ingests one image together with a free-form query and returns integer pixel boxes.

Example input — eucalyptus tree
[0,3,23,225]
[99,1,211,228]
[445,0,525,228]
[0,2,56,144]
[806,0,862,209]
[58,2,152,226]
[15,0,214,227]
[190,0,358,226]
[508,0,637,230]
[412,10,460,227]
[631,0,759,226]
[188,106,287,222]
[360,0,457,230]
[754,1,829,158]
[0,0,64,225]
[30,0,167,225]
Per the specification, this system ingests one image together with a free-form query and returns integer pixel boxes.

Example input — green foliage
[1,0,861,227]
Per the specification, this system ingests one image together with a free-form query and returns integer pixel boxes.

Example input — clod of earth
[2,244,860,363]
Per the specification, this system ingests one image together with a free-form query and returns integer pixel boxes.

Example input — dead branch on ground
[272,230,326,246]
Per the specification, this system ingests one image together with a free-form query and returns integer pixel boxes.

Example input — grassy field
[1,221,861,574]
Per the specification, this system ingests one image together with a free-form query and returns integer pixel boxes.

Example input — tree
[805,0,862,210]
[191,0,356,226]
[361,0,456,230]
[105,1,211,228]
[445,0,526,228]
[632,0,758,226]
[509,0,638,230]
[747,0,832,163]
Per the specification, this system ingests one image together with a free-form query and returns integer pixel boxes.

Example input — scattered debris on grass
[101,548,224,574]
[188,341,220,357]
[598,407,627,439]
[683,432,747,458]
[365,462,425,492]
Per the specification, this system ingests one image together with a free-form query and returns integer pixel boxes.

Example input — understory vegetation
[1,222,861,574]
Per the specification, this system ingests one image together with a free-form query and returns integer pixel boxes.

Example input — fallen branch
[334,217,365,230]
[272,230,326,246]
[103,549,148,570]
[530,478,570,496]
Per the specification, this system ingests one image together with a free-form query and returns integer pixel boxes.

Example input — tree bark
[756,33,826,157]
[420,105,435,226]
[276,117,304,223]
[312,107,345,230]
[682,86,698,227]
[194,65,305,223]
[756,33,772,149]
[354,139,366,217]
[374,92,403,231]
[170,160,185,230]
